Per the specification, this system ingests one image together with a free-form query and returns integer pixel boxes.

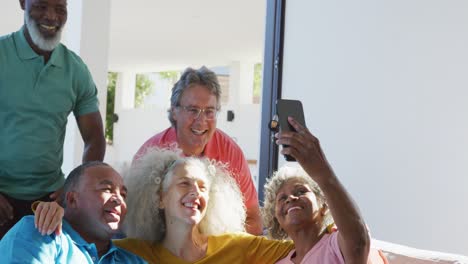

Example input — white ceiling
[1,0,266,72]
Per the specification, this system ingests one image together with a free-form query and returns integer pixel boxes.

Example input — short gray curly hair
[123,147,246,242]
[262,166,333,240]
[168,66,222,126]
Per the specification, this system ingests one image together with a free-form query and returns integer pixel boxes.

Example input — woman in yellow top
[113,148,293,264]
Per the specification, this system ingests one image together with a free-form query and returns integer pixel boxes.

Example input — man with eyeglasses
[133,66,263,235]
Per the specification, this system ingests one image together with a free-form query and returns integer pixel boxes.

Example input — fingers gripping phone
[276,99,306,161]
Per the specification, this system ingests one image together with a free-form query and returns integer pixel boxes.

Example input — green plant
[105,72,117,144]
[159,71,179,82]
[253,63,262,103]
[134,74,155,108]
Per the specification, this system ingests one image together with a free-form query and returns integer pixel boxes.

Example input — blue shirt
[0,27,99,200]
[0,216,147,264]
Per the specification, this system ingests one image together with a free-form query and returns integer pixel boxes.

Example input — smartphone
[276,99,306,161]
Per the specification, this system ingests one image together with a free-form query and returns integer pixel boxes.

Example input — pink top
[275,232,345,264]
[134,127,259,209]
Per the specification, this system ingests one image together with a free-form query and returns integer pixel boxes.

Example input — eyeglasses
[177,106,219,120]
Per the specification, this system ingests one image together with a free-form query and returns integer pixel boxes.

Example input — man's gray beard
[24,12,63,52]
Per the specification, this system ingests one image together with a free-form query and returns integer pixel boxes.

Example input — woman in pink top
[263,117,371,264]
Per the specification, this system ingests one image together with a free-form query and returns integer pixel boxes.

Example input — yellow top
[114,232,294,264]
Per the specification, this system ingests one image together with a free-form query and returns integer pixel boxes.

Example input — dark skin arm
[50,112,106,201]
[276,117,370,264]
[77,111,106,163]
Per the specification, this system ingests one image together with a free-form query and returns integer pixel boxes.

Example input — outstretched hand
[275,117,332,179]
[34,201,64,236]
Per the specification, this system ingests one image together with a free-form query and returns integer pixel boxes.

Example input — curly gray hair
[168,66,221,126]
[262,166,333,240]
[123,147,246,242]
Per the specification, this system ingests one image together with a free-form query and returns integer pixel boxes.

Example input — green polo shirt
[0,27,99,200]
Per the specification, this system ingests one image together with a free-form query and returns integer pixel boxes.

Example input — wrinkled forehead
[277,177,312,194]
[179,85,217,104]
[172,160,211,183]
[82,166,124,187]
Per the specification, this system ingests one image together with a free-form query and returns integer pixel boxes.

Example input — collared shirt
[0,216,147,264]
[0,27,99,200]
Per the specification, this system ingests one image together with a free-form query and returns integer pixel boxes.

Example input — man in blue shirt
[0,162,147,264]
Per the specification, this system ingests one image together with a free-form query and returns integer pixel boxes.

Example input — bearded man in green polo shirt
[0,0,106,238]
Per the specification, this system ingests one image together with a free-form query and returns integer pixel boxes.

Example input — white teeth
[184,202,199,209]
[191,129,205,135]
[287,206,302,214]
[40,24,56,30]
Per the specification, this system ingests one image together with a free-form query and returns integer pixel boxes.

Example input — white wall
[0,2,22,34]
[281,0,468,255]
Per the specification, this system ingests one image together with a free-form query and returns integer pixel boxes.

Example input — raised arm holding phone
[266,116,371,263]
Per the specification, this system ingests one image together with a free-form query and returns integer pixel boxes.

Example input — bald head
[62,162,111,206]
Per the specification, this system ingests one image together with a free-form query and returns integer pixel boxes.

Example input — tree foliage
[253,63,262,103]
[134,74,155,108]
[105,72,118,143]
[159,71,179,83]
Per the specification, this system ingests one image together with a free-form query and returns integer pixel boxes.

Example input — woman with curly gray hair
[263,117,372,264]
[121,147,246,242]
[113,147,293,263]
[263,166,334,241]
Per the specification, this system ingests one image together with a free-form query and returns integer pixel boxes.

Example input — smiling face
[21,0,67,51]
[160,161,210,227]
[274,178,324,234]
[69,165,127,239]
[171,84,218,156]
